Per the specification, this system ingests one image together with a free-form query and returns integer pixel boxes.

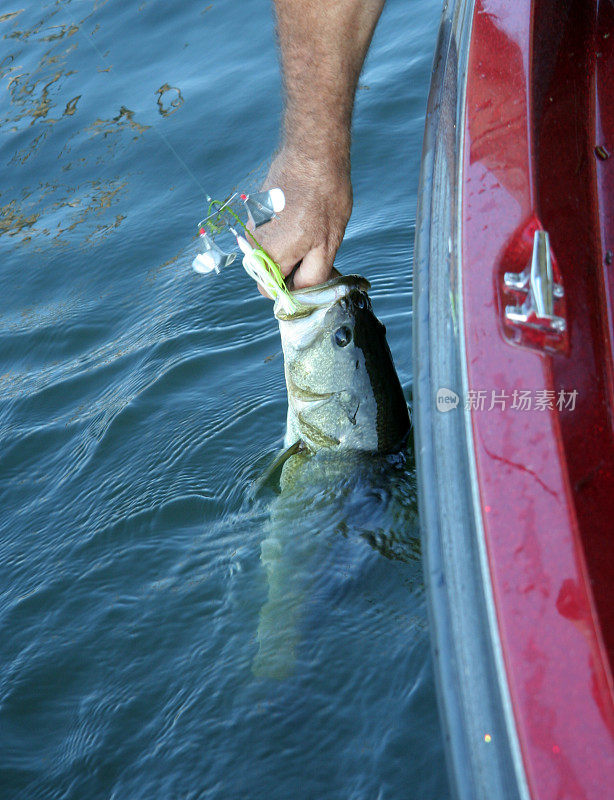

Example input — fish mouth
[274,274,371,321]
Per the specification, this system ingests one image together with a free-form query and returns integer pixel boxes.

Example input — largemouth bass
[253,275,411,678]
[277,274,410,454]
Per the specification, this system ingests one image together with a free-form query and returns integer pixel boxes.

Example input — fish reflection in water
[252,275,414,678]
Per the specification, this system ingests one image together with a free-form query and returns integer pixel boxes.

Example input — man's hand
[256,0,385,291]
[255,146,352,290]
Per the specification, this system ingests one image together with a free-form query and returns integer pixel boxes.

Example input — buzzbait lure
[192,188,303,314]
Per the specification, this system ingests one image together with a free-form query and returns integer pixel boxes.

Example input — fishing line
[72,5,293,302]
[75,15,208,197]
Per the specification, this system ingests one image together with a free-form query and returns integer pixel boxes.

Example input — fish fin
[249,440,305,498]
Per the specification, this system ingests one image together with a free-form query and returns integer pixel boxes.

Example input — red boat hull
[415,1,614,797]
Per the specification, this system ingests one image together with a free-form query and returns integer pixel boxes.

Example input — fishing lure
[192,188,302,314]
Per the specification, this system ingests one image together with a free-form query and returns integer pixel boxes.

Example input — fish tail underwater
[0,1,449,798]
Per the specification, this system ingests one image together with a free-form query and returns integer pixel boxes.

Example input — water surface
[0,1,448,798]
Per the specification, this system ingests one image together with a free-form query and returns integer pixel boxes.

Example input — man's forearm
[273,0,386,167]
[255,1,385,289]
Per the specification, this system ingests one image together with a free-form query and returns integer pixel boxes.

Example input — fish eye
[333,326,353,347]
[350,290,367,310]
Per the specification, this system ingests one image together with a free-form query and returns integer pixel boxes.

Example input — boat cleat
[501,229,568,349]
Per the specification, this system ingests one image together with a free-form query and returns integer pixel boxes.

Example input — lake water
[0,1,449,798]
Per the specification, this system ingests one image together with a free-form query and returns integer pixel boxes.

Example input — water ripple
[0,0,447,798]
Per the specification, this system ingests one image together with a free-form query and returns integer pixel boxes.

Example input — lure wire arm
[192,187,300,313]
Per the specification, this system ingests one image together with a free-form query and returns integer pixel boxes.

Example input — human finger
[291,245,333,289]
[251,218,305,278]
